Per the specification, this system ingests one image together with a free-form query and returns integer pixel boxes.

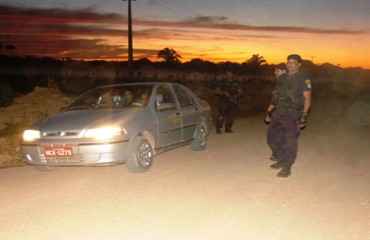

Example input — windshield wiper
[63,105,95,111]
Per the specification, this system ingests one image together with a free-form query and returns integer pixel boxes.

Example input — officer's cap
[287,54,302,63]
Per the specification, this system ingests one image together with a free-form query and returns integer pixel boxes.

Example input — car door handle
[176,112,180,115]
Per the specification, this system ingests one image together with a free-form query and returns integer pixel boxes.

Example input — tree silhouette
[246,54,267,67]
[5,44,16,56]
[157,48,182,64]
[242,54,267,75]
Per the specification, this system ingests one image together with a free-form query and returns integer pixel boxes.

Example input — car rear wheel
[126,137,153,173]
[189,125,207,151]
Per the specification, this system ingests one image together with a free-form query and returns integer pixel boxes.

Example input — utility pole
[123,0,135,80]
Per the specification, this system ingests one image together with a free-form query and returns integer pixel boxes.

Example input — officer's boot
[277,163,292,178]
[270,160,285,169]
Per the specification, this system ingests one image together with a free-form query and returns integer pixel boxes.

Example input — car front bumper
[20,139,130,166]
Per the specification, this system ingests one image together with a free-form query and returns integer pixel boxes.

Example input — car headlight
[83,127,126,140]
[23,130,41,141]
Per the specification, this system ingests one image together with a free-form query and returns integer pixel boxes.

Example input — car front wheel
[189,125,207,151]
[126,136,153,173]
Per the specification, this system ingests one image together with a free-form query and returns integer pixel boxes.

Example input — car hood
[31,108,143,132]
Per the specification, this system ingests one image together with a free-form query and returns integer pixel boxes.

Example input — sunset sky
[1,0,369,68]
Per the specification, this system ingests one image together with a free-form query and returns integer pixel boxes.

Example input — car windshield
[66,85,153,110]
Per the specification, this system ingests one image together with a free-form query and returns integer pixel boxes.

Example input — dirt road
[1,115,369,240]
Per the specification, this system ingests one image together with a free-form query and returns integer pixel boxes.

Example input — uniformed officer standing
[215,71,242,134]
[264,54,312,177]
[265,63,287,161]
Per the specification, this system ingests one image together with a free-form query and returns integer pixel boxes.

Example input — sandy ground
[0,110,369,240]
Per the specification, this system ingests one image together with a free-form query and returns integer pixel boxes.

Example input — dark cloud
[0,34,125,59]
[0,4,128,59]
[138,17,367,35]
[188,16,229,24]
[0,4,125,24]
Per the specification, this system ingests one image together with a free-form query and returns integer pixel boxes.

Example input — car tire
[189,125,207,151]
[126,136,153,173]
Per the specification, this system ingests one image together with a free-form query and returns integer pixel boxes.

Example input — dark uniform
[267,71,312,165]
[215,79,242,133]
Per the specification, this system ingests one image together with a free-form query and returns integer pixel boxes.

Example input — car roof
[94,82,180,89]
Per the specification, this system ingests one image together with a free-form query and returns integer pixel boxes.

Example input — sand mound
[0,87,75,168]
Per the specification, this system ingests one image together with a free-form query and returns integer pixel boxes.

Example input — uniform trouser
[215,99,238,130]
[267,109,302,164]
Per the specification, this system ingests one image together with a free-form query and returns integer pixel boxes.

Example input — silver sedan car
[21,82,213,173]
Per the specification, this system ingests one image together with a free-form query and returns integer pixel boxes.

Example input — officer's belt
[275,108,301,112]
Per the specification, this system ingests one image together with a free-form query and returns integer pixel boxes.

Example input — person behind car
[96,90,113,107]
[111,90,125,106]
[265,63,287,161]
[124,90,134,106]
[215,71,242,134]
[132,92,148,107]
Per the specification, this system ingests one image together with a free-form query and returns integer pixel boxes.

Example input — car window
[173,85,194,107]
[155,85,176,111]
[67,85,152,110]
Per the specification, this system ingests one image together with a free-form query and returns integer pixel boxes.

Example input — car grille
[42,131,80,138]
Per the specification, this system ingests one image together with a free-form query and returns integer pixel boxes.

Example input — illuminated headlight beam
[23,130,41,141]
[83,127,126,140]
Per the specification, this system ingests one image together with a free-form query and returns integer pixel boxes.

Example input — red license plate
[44,146,73,156]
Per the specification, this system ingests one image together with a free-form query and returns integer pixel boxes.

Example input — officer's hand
[297,113,308,129]
[224,91,231,97]
[264,111,272,124]
[264,115,271,123]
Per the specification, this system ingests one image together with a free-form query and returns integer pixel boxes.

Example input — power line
[163,0,199,17]
[156,0,200,19]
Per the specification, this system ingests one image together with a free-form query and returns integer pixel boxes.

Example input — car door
[172,84,199,141]
[153,84,182,147]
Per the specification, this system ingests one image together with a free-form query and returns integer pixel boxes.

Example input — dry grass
[0,119,28,168]
[0,135,25,168]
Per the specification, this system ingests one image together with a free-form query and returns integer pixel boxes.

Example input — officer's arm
[265,87,277,121]
[264,104,275,123]
[267,104,275,112]
[298,91,312,128]
[216,87,230,97]
[302,91,311,114]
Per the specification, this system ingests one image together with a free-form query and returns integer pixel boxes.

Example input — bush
[0,95,12,107]
[0,81,12,96]
[0,81,13,107]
